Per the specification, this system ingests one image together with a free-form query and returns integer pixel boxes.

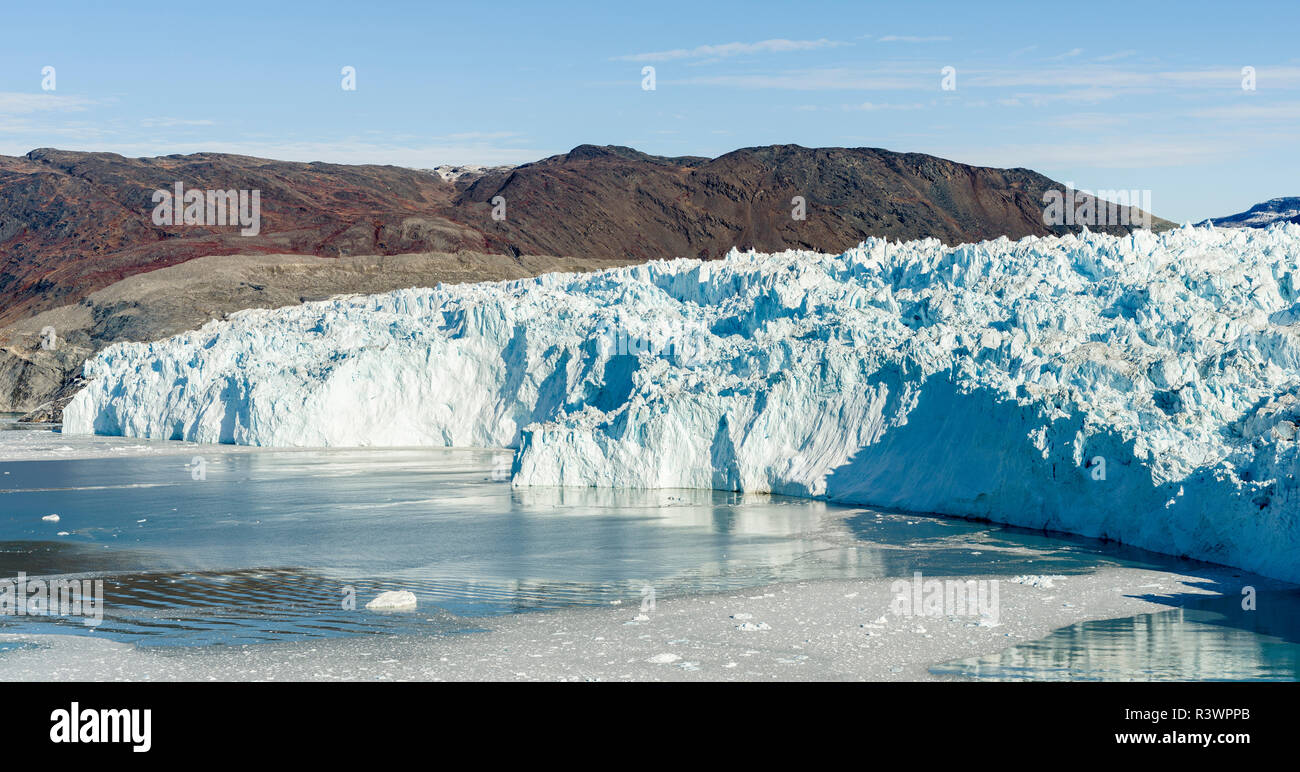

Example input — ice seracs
[64,225,1300,581]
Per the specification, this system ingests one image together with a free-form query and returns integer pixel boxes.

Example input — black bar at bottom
[5,681,1288,760]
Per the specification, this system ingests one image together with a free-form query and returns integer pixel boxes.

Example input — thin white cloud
[139,117,216,128]
[613,38,844,62]
[953,137,1246,169]
[970,65,1300,89]
[1048,48,1085,60]
[665,62,1300,94]
[998,87,1124,106]
[1096,50,1137,62]
[1034,111,1140,130]
[0,120,108,140]
[674,67,929,90]
[846,101,927,111]
[437,131,525,141]
[0,92,97,115]
[876,35,951,43]
[1190,101,1300,121]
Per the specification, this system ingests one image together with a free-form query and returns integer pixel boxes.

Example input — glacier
[63,225,1300,581]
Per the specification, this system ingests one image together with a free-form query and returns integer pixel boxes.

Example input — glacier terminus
[64,225,1300,582]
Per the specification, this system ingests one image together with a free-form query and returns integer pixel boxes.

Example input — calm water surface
[1,421,1297,680]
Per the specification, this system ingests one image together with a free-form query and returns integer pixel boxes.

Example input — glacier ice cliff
[64,226,1300,581]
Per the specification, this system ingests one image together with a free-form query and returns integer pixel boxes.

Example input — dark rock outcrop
[0,143,1173,413]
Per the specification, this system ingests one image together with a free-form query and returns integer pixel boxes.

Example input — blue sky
[1,0,1296,221]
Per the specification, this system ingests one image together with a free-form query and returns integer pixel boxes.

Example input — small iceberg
[365,590,417,612]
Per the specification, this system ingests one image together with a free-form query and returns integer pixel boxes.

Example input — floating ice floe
[365,590,417,612]
[1009,575,1063,589]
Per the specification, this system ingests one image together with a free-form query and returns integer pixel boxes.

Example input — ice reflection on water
[0,444,897,645]
[1,433,1297,681]
[933,589,1300,681]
